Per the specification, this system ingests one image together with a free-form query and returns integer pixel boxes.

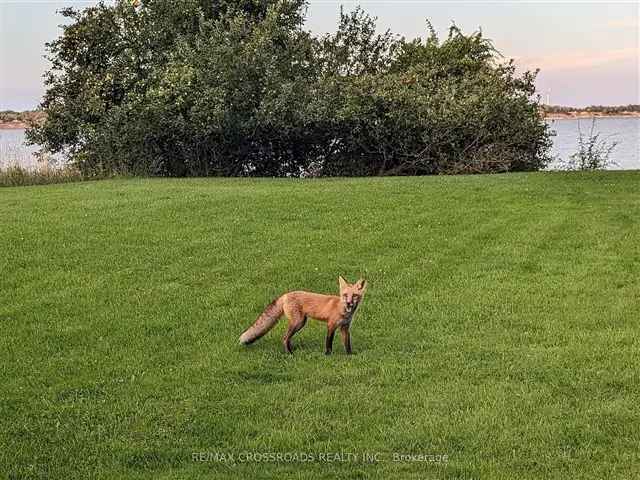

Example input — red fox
[239,276,367,354]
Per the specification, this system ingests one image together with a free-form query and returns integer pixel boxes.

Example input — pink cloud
[605,18,639,29]
[512,48,638,72]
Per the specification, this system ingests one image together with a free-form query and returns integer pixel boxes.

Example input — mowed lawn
[1,172,639,479]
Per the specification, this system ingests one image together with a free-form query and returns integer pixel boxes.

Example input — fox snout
[345,300,357,310]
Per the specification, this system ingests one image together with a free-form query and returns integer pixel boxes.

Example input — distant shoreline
[0,121,29,129]
[544,112,640,120]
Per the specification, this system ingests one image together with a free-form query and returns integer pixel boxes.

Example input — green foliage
[314,21,550,176]
[28,1,552,176]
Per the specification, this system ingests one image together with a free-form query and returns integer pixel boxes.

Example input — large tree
[28,1,552,176]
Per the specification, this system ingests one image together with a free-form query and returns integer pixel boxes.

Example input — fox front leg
[325,324,337,355]
[340,325,352,354]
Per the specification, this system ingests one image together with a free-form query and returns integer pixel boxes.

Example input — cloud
[606,18,639,29]
[512,48,638,72]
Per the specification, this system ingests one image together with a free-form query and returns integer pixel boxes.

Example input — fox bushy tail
[239,296,284,345]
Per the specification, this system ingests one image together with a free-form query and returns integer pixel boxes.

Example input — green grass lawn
[1,172,639,479]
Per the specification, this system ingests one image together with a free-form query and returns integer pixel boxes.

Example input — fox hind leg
[283,311,306,354]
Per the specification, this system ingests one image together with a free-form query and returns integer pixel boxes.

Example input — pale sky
[0,1,638,110]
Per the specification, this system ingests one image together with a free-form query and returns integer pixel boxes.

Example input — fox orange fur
[239,276,367,354]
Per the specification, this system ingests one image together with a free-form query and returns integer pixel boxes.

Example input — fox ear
[338,276,348,290]
[356,278,367,291]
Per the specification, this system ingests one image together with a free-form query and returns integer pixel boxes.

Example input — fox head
[338,276,367,312]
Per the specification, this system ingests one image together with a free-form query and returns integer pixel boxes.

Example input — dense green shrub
[28,1,552,176]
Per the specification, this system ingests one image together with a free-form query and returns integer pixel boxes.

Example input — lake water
[547,117,639,170]
[1,117,639,170]
[0,128,41,169]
